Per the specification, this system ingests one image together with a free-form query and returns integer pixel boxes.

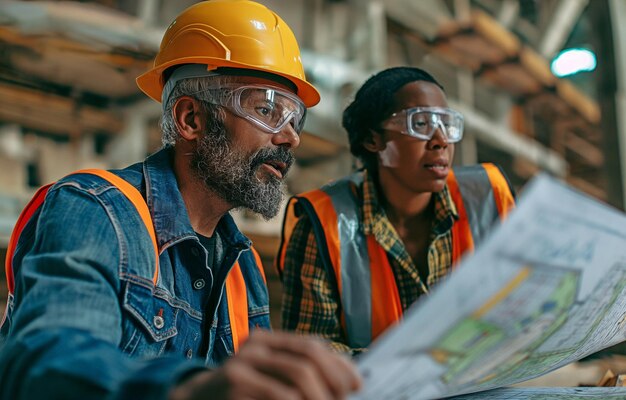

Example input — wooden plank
[0,25,153,68]
[564,132,604,167]
[0,107,77,136]
[391,21,484,71]
[525,92,573,118]
[556,80,601,124]
[481,63,543,96]
[9,47,145,98]
[432,41,483,71]
[509,104,528,135]
[519,47,557,87]
[553,117,602,144]
[471,9,521,57]
[447,33,509,65]
[0,26,39,47]
[0,84,123,135]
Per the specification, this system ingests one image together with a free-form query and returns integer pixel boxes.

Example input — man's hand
[170,330,362,400]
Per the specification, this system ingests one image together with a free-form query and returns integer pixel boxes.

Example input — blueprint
[452,387,626,399]
[351,175,626,400]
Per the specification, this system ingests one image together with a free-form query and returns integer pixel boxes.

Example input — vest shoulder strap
[227,246,268,353]
[278,175,360,281]
[448,163,515,262]
[5,169,159,295]
[5,183,54,295]
[79,169,160,285]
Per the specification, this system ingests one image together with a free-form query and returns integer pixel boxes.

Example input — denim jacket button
[186,349,193,359]
[153,315,165,330]
[193,279,205,290]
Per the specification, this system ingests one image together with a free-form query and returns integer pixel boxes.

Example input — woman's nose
[427,123,448,150]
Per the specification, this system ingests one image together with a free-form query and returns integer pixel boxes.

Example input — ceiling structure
[0,1,155,136]
[0,0,620,246]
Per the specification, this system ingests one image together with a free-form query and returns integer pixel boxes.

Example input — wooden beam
[431,40,483,72]
[447,33,510,66]
[556,80,601,124]
[471,9,521,57]
[525,90,570,117]
[481,63,544,96]
[519,46,557,87]
[564,132,604,167]
[0,84,123,135]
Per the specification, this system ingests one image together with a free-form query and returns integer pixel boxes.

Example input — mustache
[250,146,295,175]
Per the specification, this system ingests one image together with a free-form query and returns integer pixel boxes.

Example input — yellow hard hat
[136,0,320,107]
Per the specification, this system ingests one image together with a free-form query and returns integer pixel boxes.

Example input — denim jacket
[0,147,270,400]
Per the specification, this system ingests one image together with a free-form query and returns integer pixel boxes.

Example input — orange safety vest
[277,163,515,348]
[3,169,264,352]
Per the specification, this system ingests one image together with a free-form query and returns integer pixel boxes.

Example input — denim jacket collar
[142,147,251,252]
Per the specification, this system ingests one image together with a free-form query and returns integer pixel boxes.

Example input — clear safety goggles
[197,84,307,134]
[380,106,464,143]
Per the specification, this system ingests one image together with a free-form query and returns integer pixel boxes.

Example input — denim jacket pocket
[214,326,235,362]
[248,307,271,332]
[120,280,178,357]
[211,306,270,366]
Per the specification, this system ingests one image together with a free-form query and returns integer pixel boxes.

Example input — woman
[278,66,515,353]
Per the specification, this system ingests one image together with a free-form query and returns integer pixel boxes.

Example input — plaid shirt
[281,169,458,353]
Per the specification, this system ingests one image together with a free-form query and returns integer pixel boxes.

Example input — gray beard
[190,128,293,220]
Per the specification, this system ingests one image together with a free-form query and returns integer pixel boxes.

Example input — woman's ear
[362,129,385,152]
[173,96,204,141]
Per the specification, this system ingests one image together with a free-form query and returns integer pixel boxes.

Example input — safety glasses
[380,106,464,143]
[195,84,307,134]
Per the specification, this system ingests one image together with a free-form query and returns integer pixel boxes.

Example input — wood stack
[390,9,604,199]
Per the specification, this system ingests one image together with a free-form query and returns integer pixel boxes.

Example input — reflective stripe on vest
[323,174,373,346]
[3,170,262,352]
[277,163,514,348]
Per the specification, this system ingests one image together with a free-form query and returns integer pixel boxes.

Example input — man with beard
[0,1,361,400]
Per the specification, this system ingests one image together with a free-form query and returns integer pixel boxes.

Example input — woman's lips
[424,161,449,178]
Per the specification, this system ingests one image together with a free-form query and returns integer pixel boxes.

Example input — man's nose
[272,121,301,149]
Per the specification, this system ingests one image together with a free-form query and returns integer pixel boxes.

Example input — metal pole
[586,0,626,209]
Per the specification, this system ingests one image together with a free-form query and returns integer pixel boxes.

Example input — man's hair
[160,75,239,146]
[342,66,444,169]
